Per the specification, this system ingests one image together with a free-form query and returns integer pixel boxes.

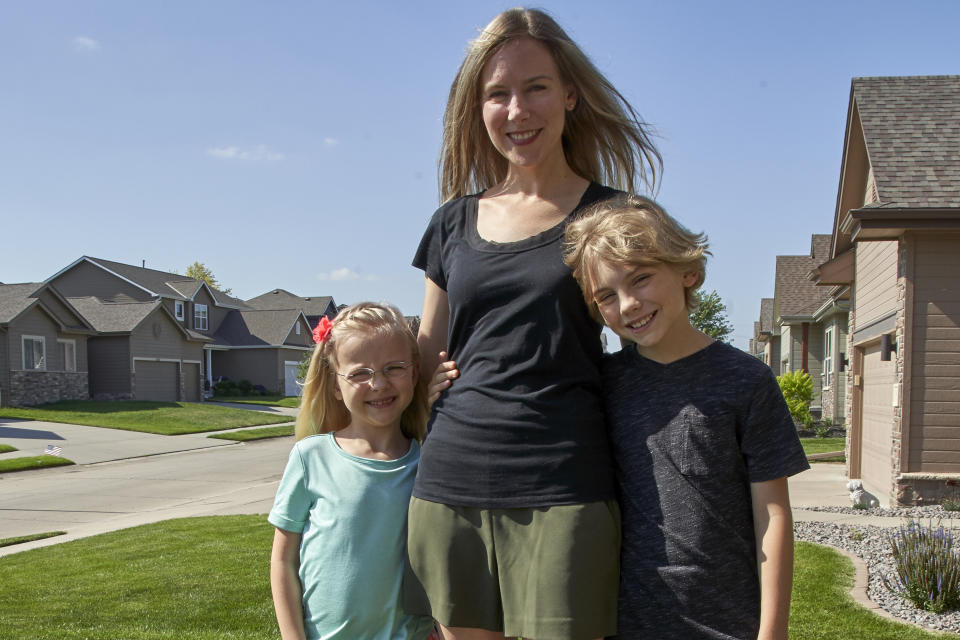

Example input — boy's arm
[270,527,307,640]
[750,476,794,640]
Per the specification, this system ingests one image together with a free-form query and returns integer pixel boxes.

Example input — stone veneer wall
[9,371,88,407]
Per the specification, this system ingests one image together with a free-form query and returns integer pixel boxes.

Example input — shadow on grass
[23,401,182,414]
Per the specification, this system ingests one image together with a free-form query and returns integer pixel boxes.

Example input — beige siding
[284,317,315,347]
[51,260,150,302]
[909,234,960,472]
[779,326,791,372]
[213,349,281,393]
[854,241,898,328]
[88,336,131,396]
[860,341,896,506]
[807,323,825,401]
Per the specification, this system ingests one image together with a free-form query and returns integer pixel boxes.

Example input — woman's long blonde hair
[294,302,429,442]
[439,7,662,201]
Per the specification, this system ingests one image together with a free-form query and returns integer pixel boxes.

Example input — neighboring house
[753,298,780,374]
[245,289,337,329]
[0,283,94,406]
[211,308,315,397]
[813,75,960,506]
[772,235,835,418]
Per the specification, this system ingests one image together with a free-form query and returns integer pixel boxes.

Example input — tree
[689,289,733,342]
[186,262,232,295]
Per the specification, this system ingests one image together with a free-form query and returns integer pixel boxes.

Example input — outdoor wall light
[839,352,849,372]
[880,333,897,361]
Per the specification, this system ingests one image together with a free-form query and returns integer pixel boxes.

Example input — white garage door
[284,362,302,397]
[859,341,896,506]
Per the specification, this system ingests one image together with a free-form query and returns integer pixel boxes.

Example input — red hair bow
[312,317,333,344]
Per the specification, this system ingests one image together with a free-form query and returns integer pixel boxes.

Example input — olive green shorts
[404,497,621,640]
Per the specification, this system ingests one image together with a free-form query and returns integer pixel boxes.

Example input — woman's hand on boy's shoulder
[428,351,459,406]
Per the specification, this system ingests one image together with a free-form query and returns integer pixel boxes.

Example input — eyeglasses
[335,362,413,385]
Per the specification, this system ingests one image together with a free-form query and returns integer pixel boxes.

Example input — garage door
[136,361,178,402]
[284,362,302,397]
[183,363,201,402]
[859,341,896,505]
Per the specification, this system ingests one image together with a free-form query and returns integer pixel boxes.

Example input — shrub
[213,380,238,396]
[237,379,254,396]
[943,499,960,513]
[881,520,960,613]
[777,370,814,427]
[814,425,830,438]
[821,417,834,428]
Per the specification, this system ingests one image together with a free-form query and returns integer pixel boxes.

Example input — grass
[801,437,845,462]
[0,444,17,454]
[790,541,952,638]
[0,400,291,435]
[0,531,66,548]
[0,517,952,639]
[0,516,277,640]
[209,396,300,408]
[208,425,295,441]
[0,455,74,474]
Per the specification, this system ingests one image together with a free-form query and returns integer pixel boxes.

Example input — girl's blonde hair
[294,302,429,442]
[439,7,662,201]
[563,195,709,321]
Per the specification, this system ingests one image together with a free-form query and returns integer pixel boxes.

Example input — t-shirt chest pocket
[664,405,731,476]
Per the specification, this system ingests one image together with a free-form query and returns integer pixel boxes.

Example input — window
[22,335,45,370]
[194,304,208,331]
[823,326,834,388]
[295,322,301,335]
[175,301,185,321]
[58,339,77,372]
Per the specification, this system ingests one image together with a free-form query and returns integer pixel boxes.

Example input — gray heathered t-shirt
[601,341,809,640]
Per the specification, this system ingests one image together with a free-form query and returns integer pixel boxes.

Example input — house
[23,256,320,403]
[753,298,779,373]
[771,235,836,418]
[0,283,94,406]
[245,289,336,328]
[813,75,960,506]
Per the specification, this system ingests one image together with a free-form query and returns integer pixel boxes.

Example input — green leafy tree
[186,262,232,295]
[689,290,733,341]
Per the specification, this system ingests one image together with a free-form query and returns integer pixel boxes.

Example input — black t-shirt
[601,341,810,640]
[412,182,619,508]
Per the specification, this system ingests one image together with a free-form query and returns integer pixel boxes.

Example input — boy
[563,195,809,640]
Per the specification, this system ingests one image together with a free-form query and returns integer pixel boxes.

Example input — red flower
[312,317,333,344]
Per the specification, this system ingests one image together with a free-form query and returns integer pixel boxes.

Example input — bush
[212,379,238,397]
[777,370,814,427]
[237,379,253,396]
[943,499,960,513]
[814,425,831,438]
[881,520,960,613]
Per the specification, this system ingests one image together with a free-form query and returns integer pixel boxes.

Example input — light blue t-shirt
[269,433,432,640]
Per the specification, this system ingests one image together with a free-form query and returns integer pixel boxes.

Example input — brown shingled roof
[774,235,832,320]
[854,76,960,209]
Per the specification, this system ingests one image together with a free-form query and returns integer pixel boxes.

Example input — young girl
[409,7,661,640]
[269,302,436,640]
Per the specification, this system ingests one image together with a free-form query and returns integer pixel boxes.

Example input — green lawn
[210,396,300,408]
[0,455,74,474]
[0,401,291,435]
[208,425,295,441]
[791,541,952,638]
[0,444,17,454]
[0,531,66,548]
[800,437,845,462]
[0,517,953,639]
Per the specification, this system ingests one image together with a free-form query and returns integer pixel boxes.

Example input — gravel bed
[802,504,960,520]
[795,519,960,633]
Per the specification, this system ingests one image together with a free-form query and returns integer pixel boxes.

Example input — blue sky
[2,1,957,349]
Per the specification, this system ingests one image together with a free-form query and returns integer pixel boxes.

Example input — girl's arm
[750,476,794,640]
[418,277,450,387]
[270,527,307,640]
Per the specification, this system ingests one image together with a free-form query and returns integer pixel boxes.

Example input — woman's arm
[270,527,307,640]
[750,477,794,640]
[418,277,450,387]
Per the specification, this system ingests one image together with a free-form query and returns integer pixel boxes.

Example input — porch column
[205,349,213,389]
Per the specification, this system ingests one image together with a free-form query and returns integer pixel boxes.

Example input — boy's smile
[591,259,710,364]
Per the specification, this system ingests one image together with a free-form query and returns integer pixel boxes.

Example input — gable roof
[774,235,832,321]
[854,76,960,210]
[213,309,309,347]
[47,257,248,308]
[0,283,44,324]
[245,289,335,317]
[67,296,208,340]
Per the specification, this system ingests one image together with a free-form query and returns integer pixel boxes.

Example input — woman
[407,9,661,640]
